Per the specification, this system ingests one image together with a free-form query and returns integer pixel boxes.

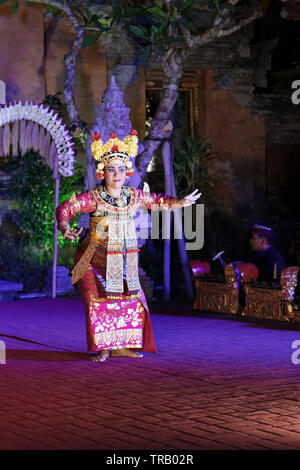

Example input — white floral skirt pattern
[76,247,157,353]
[89,295,145,351]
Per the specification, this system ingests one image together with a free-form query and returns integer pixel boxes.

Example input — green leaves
[0,0,19,14]
[81,32,102,48]
[11,0,19,14]
[148,5,168,20]
[129,25,149,40]
[174,135,217,198]
[3,150,85,263]
[105,0,203,60]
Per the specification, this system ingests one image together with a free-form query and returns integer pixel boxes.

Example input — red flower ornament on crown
[92,132,101,142]
[90,128,139,180]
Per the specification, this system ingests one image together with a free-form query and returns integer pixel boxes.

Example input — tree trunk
[133,64,183,188]
[64,27,85,131]
[38,0,85,131]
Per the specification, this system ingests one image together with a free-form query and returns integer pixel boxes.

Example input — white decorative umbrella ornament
[0,100,76,298]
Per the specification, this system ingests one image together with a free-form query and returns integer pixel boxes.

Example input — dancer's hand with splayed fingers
[179,189,202,208]
[63,227,83,243]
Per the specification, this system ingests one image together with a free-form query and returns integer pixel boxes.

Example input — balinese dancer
[56,129,201,362]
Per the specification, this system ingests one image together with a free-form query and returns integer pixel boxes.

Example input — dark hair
[251,224,274,244]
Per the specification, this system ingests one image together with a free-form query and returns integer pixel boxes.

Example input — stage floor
[0,297,300,450]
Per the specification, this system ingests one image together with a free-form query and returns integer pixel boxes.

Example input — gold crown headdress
[90,129,139,180]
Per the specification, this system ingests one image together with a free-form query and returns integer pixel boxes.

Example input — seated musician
[249,224,286,284]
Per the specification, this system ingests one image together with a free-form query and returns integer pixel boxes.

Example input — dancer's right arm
[56,190,97,242]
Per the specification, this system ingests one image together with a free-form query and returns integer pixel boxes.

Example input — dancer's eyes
[107,167,125,173]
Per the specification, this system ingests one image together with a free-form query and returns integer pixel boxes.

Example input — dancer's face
[104,161,126,190]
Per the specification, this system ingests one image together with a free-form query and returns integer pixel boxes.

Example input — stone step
[0,279,23,301]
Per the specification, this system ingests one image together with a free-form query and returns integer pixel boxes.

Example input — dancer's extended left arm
[139,188,201,210]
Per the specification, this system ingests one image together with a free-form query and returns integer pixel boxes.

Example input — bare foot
[90,349,110,362]
[110,348,143,358]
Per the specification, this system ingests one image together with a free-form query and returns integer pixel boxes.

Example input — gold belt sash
[71,216,141,299]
